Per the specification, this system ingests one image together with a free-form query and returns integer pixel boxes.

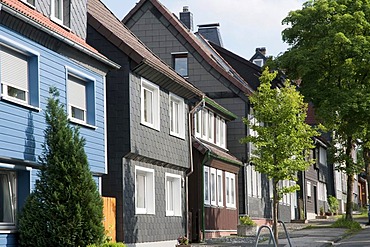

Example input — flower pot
[237,224,257,236]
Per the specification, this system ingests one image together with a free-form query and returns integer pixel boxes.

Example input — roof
[122,0,253,96]
[0,0,118,68]
[87,0,204,99]
[193,138,242,166]
[209,42,262,91]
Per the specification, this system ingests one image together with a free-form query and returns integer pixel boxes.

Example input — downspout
[201,151,211,242]
[186,96,205,239]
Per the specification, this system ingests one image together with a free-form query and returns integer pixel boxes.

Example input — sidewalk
[191,217,369,247]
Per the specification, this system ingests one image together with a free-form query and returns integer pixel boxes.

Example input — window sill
[49,16,71,31]
[68,117,97,129]
[1,96,41,112]
[0,227,17,233]
[140,121,160,132]
[20,0,36,9]
[170,132,185,140]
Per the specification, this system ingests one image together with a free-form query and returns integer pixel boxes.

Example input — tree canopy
[18,88,105,247]
[276,0,370,220]
[241,68,318,242]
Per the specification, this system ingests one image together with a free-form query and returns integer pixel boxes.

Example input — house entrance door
[313,185,318,215]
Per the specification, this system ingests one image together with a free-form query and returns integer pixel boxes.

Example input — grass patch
[331,217,362,234]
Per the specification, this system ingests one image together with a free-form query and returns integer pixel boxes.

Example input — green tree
[240,69,317,243]
[276,0,370,220]
[18,88,105,246]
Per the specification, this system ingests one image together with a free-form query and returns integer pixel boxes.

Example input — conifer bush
[18,88,105,246]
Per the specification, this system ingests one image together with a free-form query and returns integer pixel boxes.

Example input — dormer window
[253,59,264,67]
[50,0,70,27]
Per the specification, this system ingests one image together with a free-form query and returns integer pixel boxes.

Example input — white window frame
[253,58,264,67]
[210,168,217,206]
[208,112,214,143]
[217,169,223,207]
[0,36,40,110]
[50,0,64,25]
[165,173,182,216]
[225,172,236,208]
[169,93,185,139]
[204,166,210,205]
[135,166,155,215]
[0,170,16,229]
[220,119,226,148]
[307,181,312,198]
[319,147,327,166]
[195,110,202,138]
[318,182,327,202]
[66,67,96,128]
[141,78,160,131]
[215,116,221,145]
[201,109,208,140]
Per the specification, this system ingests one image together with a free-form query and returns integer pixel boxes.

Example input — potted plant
[176,236,190,246]
[319,206,324,216]
[237,215,257,236]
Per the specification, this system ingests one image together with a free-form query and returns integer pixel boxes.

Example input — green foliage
[276,0,370,220]
[240,68,318,188]
[87,243,127,247]
[332,217,362,231]
[328,195,339,213]
[18,88,105,247]
[239,215,256,226]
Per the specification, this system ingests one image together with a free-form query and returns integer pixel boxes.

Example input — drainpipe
[186,96,205,239]
[201,151,211,242]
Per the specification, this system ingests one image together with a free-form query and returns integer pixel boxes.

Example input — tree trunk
[345,136,354,221]
[364,147,370,224]
[272,179,279,244]
[345,174,354,220]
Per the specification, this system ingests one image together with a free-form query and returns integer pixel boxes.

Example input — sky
[100,0,306,59]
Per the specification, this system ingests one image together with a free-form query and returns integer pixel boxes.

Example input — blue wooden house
[0,0,118,246]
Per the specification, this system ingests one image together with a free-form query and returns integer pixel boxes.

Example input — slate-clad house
[86,0,212,246]
[0,0,118,246]
[190,97,242,241]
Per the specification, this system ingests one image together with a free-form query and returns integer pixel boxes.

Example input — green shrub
[87,243,126,247]
[18,89,105,247]
[328,195,339,213]
[239,215,256,226]
[332,217,362,231]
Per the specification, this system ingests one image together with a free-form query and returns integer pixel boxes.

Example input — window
[253,59,264,67]
[195,110,201,138]
[0,38,40,109]
[165,173,181,216]
[135,166,155,214]
[0,170,16,227]
[201,109,208,140]
[169,93,185,138]
[204,166,210,205]
[208,112,214,143]
[318,182,327,202]
[217,169,223,207]
[319,147,327,166]
[225,172,236,208]
[210,168,216,206]
[141,78,160,130]
[220,119,226,148]
[51,0,63,24]
[21,0,35,6]
[306,181,311,198]
[66,68,95,127]
[172,53,188,77]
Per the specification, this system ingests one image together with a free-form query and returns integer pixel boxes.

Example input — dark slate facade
[86,0,204,245]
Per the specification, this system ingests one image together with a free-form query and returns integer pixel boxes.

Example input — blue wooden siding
[0,25,106,174]
[0,234,16,247]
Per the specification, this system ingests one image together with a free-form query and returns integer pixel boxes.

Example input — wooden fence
[102,196,116,242]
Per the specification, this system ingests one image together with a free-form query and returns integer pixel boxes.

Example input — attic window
[253,59,264,67]
[50,0,70,27]
[20,0,35,7]
[172,52,188,77]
